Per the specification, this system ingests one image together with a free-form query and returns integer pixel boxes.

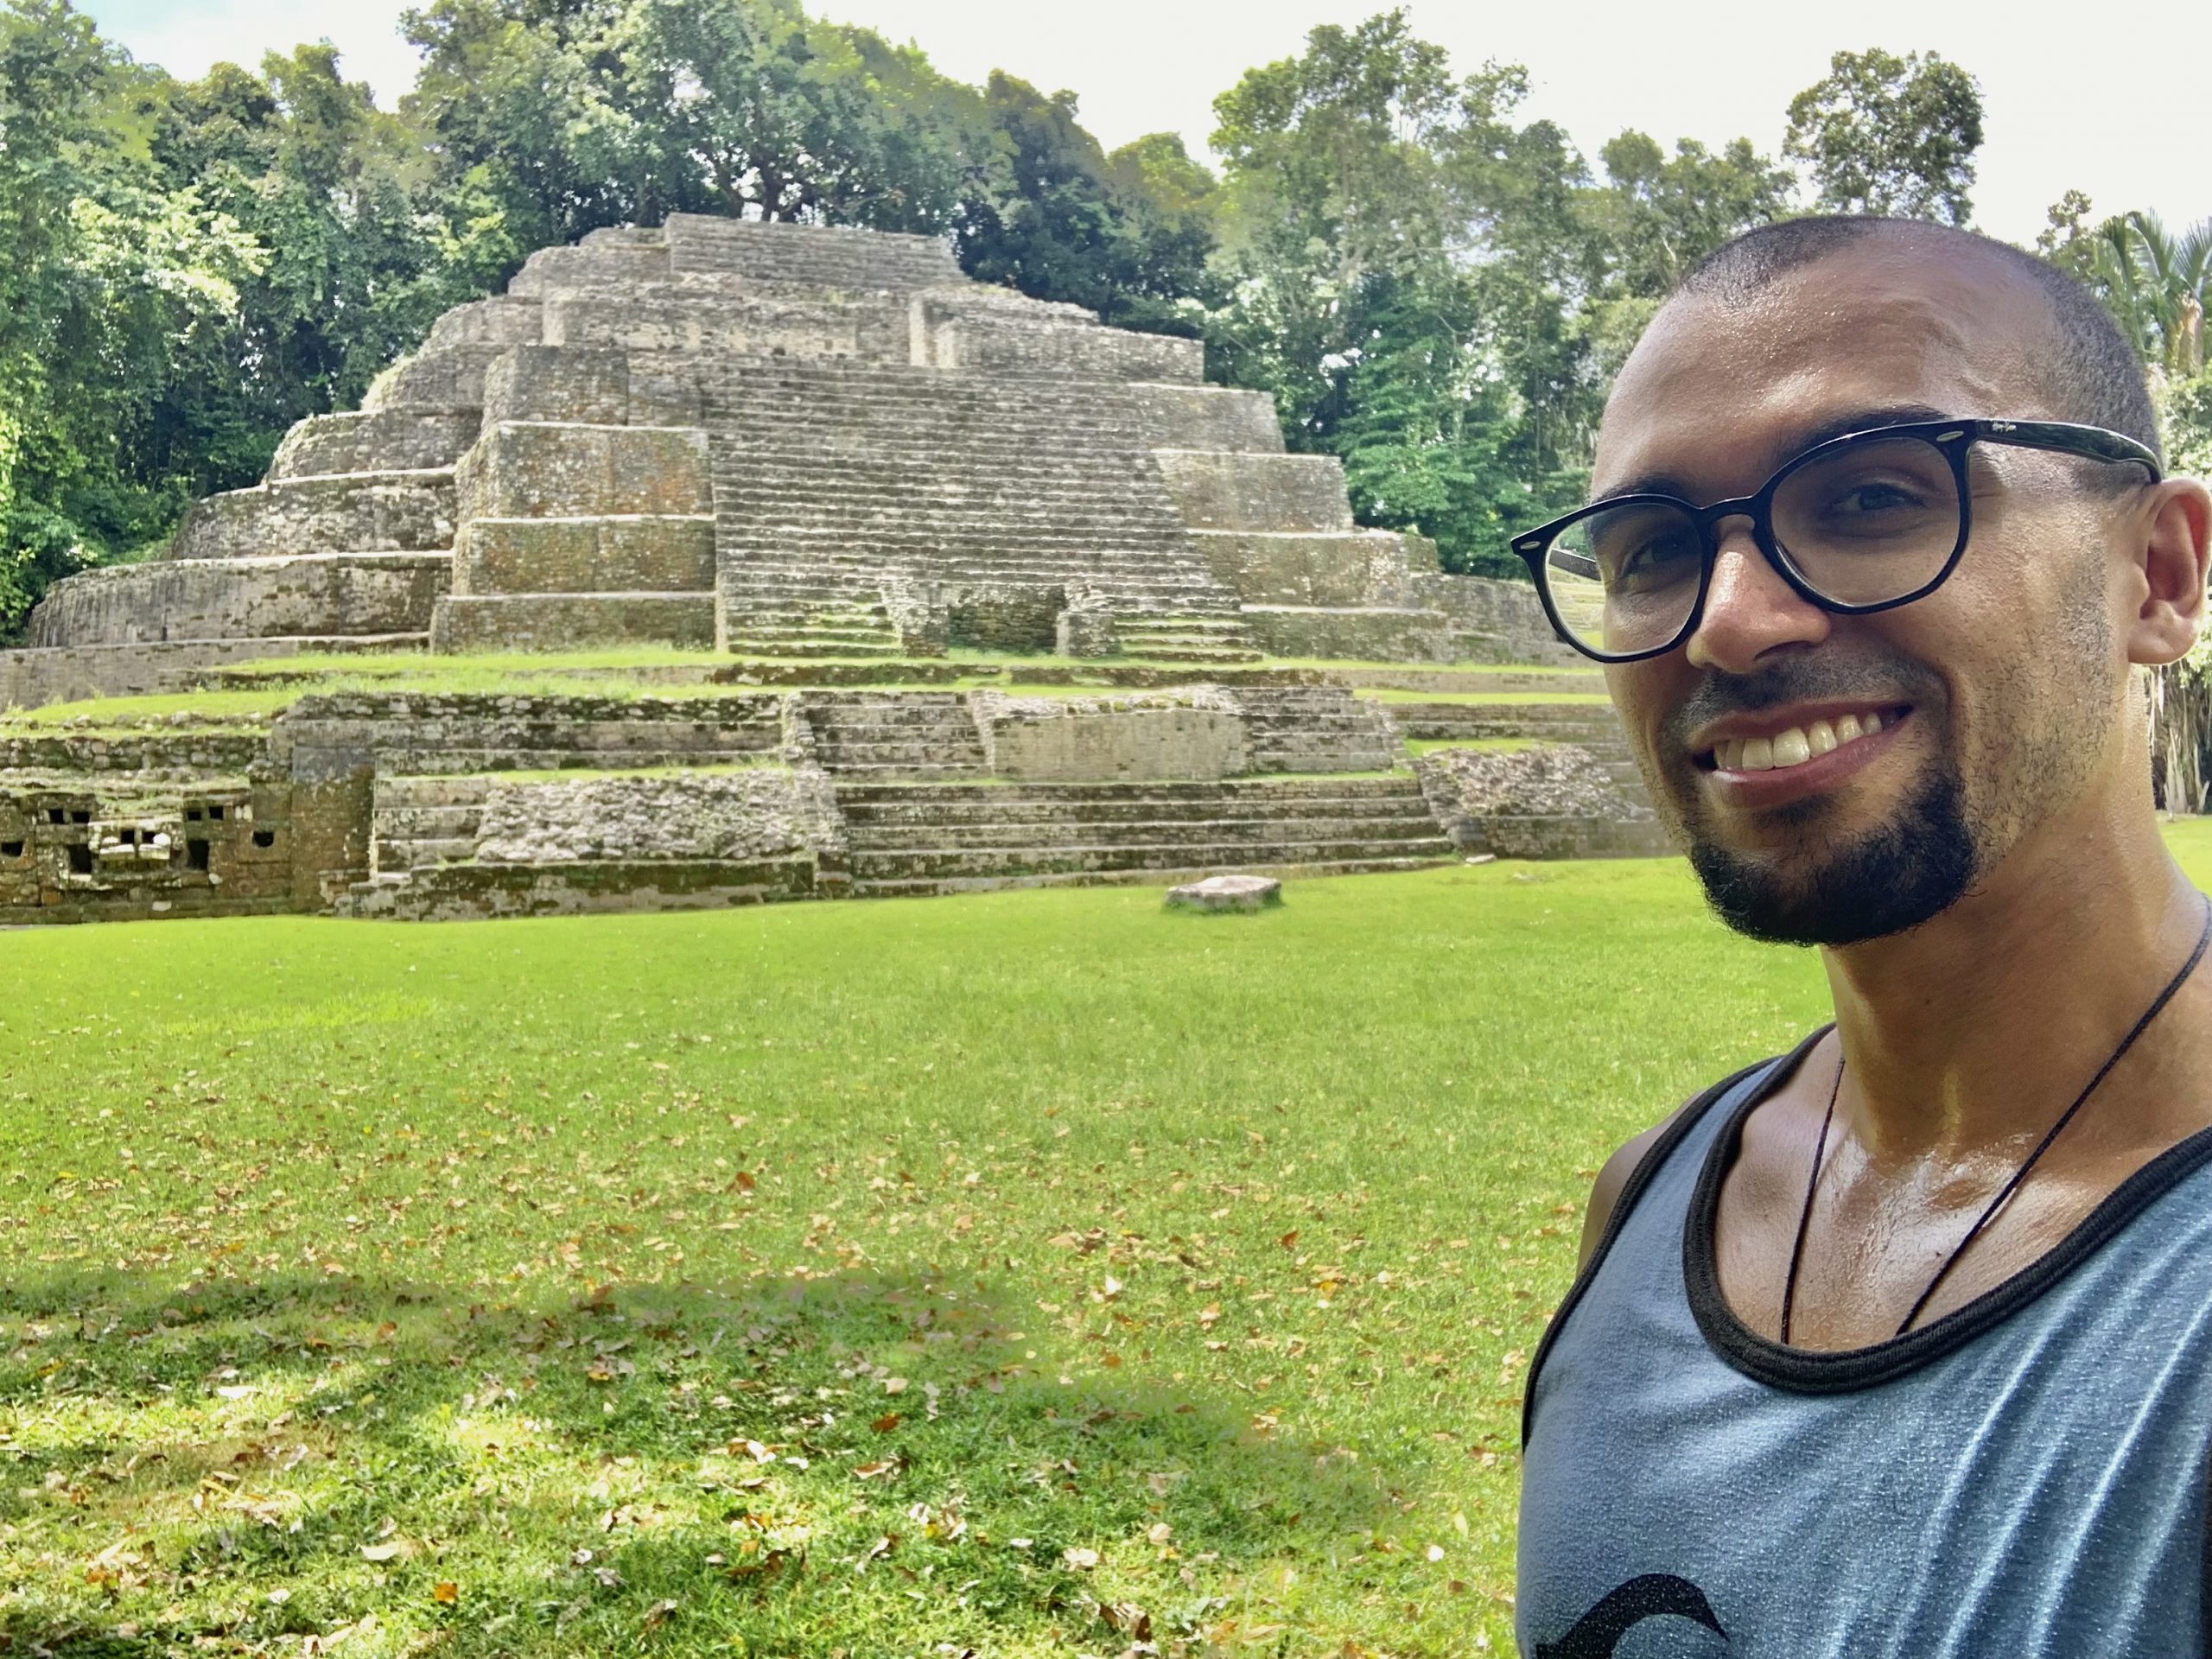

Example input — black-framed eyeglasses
[1510,418,2163,664]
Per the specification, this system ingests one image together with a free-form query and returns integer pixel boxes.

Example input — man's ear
[2127,479,2212,667]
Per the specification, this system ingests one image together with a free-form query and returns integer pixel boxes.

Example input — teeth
[1713,712,1894,773]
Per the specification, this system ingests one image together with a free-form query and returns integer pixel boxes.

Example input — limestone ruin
[0,215,1662,923]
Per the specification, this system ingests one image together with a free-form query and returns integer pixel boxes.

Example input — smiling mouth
[1696,706,1911,774]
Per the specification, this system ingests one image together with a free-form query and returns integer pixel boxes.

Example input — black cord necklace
[1778,895,2212,1347]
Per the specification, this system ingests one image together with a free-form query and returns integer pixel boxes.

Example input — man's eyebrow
[1592,404,1957,505]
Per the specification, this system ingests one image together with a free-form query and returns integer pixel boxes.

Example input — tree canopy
[3,1,2202,634]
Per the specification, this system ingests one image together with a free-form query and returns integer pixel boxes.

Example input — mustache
[1664,653,1943,750]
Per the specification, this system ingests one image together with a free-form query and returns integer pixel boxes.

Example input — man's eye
[1823,480,1924,515]
[1618,532,1699,577]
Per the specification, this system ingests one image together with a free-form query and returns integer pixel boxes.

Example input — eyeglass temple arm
[1976,420,2163,480]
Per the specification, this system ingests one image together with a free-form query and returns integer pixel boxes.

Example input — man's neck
[1822,784,2202,1166]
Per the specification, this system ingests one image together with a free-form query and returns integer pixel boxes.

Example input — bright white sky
[83,0,2205,247]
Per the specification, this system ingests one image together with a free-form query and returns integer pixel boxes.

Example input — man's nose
[1684,518,1832,674]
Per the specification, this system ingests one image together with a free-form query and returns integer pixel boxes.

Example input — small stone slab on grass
[1166,874,1283,913]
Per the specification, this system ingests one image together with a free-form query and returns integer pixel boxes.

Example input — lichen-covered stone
[1166,873,1282,912]
[473,768,839,865]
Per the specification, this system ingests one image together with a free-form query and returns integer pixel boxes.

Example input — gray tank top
[1518,1030,2212,1658]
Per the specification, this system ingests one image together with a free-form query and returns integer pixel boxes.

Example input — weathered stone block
[167,474,458,560]
[507,242,674,300]
[269,411,480,480]
[474,768,837,864]
[1166,873,1282,912]
[429,593,717,652]
[361,347,502,416]
[0,640,396,712]
[977,691,1250,782]
[29,552,449,645]
[1239,605,1455,662]
[458,423,712,520]
[664,214,962,289]
[544,295,893,361]
[1194,530,1427,608]
[423,296,545,353]
[1154,451,1355,532]
[481,346,632,426]
[454,517,715,595]
[1129,384,1286,454]
[921,303,1205,384]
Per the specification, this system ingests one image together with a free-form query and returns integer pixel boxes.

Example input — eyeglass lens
[1543,435,1963,656]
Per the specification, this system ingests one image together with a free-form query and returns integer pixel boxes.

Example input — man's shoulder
[1577,1104,1699,1270]
[1575,1047,1809,1270]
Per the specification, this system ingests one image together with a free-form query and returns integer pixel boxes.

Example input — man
[1512,216,2212,1657]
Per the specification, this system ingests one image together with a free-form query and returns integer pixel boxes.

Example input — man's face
[1595,238,2133,946]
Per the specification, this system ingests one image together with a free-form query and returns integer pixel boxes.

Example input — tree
[2084,212,2210,380]
[402,0,972,252]
[1205,11,1602,575]
[953,75,1219,334]
[1783,48,1982,226]
[1583,130,1795,299]
[0,0,260,636]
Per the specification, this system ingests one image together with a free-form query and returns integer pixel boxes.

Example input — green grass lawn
[8,832,2209,1656]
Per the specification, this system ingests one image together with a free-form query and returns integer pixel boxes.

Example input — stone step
[839,796,1437,829]
[834,777,1432,804]
[850,855,1452,899]
[818,762,993,782]
[721,637,907,659]
[836,784,1435,819]
[849,836,1457,881]
[844,815,1451,851]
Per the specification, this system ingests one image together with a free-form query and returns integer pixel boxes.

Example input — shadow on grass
[2,1268,1403,1654]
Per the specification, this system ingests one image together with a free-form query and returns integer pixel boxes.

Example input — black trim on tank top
[1518,1040,1811,1447]
[1684,1050,2212,1393]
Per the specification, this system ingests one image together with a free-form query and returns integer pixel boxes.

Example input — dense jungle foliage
[0,0,2207,637]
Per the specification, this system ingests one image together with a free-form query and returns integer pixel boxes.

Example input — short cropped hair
[1678,216,2159,465]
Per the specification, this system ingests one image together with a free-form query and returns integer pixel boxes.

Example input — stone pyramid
[18,213,1565,692]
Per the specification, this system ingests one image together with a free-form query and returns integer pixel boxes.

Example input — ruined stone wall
[0,641,351,712]
[29,554,448,646]
[1414,745,1669,861]
[975,690,1252,782]
[1416,574,1581,664]
[0,773,302,923]
[915,291,1205,384]
[167,474,457,562]
[1154,451,1355,532]
[273,692,787,777]
[269,411,480,480]
[473,768,840,865]
[1197,531,1427,608]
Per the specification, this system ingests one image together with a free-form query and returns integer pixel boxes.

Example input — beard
[1653,651,1985,948]
[1686,761,1979,946]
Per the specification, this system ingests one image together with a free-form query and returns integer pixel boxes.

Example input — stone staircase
[367,774,492,876]
[797,692,988,781]
[699,358,1259,659]
[1242,687,1402,773]
[836,776,1458,896]
[720,591,906,659]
